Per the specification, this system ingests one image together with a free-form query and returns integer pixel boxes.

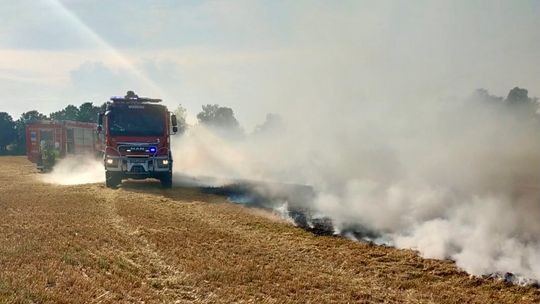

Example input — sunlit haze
[1,0,539,128]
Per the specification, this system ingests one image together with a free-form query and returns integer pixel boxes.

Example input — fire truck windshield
[108,107,165,137]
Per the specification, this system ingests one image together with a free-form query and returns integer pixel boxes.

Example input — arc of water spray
[44,0,166,98]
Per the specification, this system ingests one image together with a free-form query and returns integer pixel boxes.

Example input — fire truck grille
[130,165,146,173]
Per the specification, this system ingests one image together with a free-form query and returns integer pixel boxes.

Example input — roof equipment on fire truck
[110,91,162,103]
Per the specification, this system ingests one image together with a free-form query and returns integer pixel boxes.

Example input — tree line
[1,86,536,156]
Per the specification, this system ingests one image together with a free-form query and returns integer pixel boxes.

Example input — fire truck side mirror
[171,114,178,134]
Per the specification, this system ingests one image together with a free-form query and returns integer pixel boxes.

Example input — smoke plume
[172,90,540,282]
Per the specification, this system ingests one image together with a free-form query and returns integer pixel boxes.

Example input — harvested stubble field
[0,156,538,303]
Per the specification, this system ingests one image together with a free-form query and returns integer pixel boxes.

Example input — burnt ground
[0,156,538,303]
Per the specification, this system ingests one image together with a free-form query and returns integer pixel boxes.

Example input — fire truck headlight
[157,159,169,168]
[106,158,115,165]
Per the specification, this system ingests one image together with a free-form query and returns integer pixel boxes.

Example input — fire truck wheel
[105,172,121,188]
[160,172,173,189]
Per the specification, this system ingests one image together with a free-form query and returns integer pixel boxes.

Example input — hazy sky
[0,0,539,128]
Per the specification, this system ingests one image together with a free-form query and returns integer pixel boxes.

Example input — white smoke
[171,93,540,283]
[41,156,104,185]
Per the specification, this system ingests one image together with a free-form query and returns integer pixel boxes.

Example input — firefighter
[40,140,58,171]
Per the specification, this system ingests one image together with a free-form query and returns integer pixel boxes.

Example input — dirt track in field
[0,156,538,303]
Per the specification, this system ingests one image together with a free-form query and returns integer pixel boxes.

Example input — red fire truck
[26,120,100,171]
[97,91,178,188]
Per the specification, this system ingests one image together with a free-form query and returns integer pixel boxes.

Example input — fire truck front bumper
[105,156,172,175]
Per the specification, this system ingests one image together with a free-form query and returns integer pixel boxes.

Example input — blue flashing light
[148,147,157,153]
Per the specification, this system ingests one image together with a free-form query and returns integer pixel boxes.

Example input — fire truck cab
[97,91,178,188]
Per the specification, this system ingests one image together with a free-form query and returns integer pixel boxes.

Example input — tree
[77,102,102,123]
[11,110,47,155]
[472,87,539,116]
[20,110,46,122]
[197,104,240,130]
[173,104,188,135]
[197,104,244,138]
[0,112,16,155]
[505,87,539,115]
[50,105,79,121]
[506,87,530,105]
